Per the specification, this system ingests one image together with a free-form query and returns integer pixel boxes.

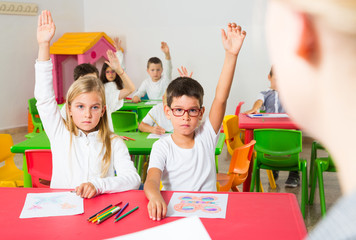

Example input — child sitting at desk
[144,23,246,221]
[245,66,299,188]
[132,42,172,103]
[35,10,140,198]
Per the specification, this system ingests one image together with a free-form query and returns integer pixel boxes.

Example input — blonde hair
[65,76,112,177]
[281,0,356,35]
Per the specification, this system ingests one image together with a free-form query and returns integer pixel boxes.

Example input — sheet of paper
[19,192,84,219]
[147,133,171,139]
[166,192,228,219]
[247,113,289,118]
[107,216,211,240]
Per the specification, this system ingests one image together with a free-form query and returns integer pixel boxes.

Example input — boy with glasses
[144,23,246,221]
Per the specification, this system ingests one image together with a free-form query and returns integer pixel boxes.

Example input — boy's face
[68,91,106,135]
[164,95,205,137]
[147,63,163,82]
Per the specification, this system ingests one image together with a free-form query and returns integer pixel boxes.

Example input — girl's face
[69,91,106,135]
[105,67,116,82]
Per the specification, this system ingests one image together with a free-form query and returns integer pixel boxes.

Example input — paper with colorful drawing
[166,192,228,219]
[19,192,84,218]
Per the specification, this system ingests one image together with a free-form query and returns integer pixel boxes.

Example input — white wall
[0,0,84,130]
[0,0,271,130]
[84,0,271,117]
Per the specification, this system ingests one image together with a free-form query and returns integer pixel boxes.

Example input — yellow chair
[217,140,256,192]
[222,115,276,189]
[0,134,24,187]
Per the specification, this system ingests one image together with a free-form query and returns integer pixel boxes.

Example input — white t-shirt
[148,119,219,191]
[105,82,124,132]
[141,103,173,132]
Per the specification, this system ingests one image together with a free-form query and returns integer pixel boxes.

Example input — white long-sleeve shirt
[133,59,172,100]
[35,59,140,194]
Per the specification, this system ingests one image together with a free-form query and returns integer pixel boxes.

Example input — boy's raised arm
[209,23,246,133]
[37,10,56,61]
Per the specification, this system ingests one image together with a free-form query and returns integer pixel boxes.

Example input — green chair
[137,106,153,123]
[111,111,138,132]
[26,98,44,139]
[308,142,336,217]
[249,129,308,217]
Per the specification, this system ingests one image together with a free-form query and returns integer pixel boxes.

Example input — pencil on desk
[89,202,122,222]
[115,206,139,222]
[96,206,121,225]
[148,113,161,128]
[87,204,112,221]
[115,202,129,219]
[122,136,136,141]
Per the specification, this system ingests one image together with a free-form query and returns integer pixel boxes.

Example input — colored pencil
[148,113,161,128]
[115,202,129,219]
[87,204,112,221]
[115,206,139,222]
[89,202,122,222]
[96,207,121,225]
[123,136,136,141]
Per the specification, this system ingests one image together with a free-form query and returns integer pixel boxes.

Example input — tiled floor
[6,128,341,233]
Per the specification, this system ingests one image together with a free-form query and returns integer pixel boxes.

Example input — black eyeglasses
[170,107,202,117]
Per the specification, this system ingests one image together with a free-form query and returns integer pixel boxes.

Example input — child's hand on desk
[147,196,167,221]
[152,126,165,135]
[75,182,97,198]
[132,96,141,103]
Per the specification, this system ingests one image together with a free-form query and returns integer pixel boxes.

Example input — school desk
[238,113,299,192]
[0,188,307,240]
[11,132,226,188]
[120,99,161,111]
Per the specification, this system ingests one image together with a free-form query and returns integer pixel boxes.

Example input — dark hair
[147,57,162,69]
[100,63,123,90]
[73,63,99,81]
[166,77,204,108]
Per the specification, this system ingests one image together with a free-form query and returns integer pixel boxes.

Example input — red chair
[25,149,52,188]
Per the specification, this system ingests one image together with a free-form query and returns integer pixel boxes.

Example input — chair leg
[309,160,318,205]
[309,142,317,187]
[249,161,258,192]
[256,168,261,192]
[300,159,308,218]
[266,170,276,189]
[259,180,264,192]
[137,155,144,177]
[316,161,327,217]
[215,155,219,173]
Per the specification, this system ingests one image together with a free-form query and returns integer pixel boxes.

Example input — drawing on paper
[174,196,221,213]
[166,192,228,219]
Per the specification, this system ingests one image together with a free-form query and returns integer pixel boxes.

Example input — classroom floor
[9,128,341,233]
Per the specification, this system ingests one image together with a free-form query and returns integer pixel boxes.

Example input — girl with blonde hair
[35,10,140,198]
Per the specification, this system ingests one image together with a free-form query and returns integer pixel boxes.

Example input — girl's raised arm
[37,10,56,61]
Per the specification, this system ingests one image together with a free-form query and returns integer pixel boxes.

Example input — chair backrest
[223,115,244,155]
[25,149,53,188]
[28,98,43,132]
[28,97,39,116]
[0,134,14,164]
[234,101,245,116]
[137,106,153,123]
[229,140,256,175]
[111,111,138,132]
[254,129,302,167]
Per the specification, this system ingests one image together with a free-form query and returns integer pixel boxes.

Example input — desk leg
[22,154,32,188]
[243,129,254,192]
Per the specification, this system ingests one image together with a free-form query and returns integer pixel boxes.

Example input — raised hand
[221,23,246,56]
[177,66,193,78]
[161,42,170,55]
[105,49,123,73]
[113,37,122,52]
[37,10,56,45]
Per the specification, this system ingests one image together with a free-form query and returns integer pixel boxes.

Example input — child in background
[138,93,173,134]
[245,67,299,188]
[36,10,140,198]
[132,42,172,102]
[144,23,246,221]
[100,49,135,132]
[138,67,191,135]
